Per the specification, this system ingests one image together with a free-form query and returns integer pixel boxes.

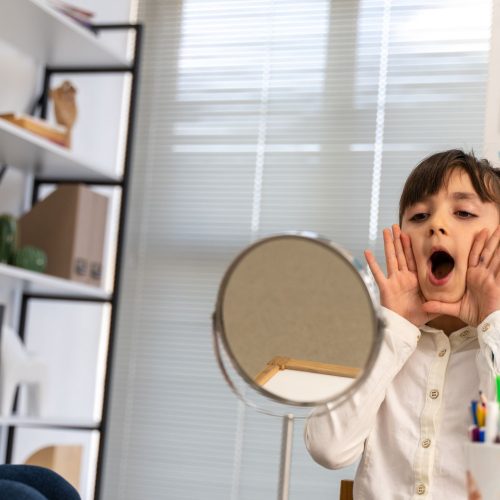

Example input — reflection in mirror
[216,234,381,407]
[255,356,360,403]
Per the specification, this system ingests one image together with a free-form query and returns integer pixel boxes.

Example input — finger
[422,300,461,318]
[483,226,500,268]
[490,242,500,276]
[469,228,489,267]
[364,249,386,288]
[400,230,417,273]
[383,228,398,277]
[467,471,482,500]
[392,224,407,271]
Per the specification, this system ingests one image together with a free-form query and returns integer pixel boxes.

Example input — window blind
[102,0,491,498]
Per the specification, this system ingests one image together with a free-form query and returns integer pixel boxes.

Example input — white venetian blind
[101,1,491,499]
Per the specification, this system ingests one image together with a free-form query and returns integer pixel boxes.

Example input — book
[49,0,95,19]
[47,1,95,30]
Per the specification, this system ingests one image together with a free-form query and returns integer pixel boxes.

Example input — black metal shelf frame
[4,23,143,500]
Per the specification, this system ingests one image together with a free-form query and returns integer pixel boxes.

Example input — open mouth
[430,251,455,280]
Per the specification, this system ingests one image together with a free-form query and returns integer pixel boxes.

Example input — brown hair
[399,149,500,225]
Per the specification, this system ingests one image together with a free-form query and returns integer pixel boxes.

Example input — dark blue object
[0,465,80,500]
[0,479,47,500]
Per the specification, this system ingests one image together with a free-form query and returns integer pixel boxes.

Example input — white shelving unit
[0,0,119,300]
[0,1,138,498]
[0,416,99,429]
[0,119,120,182]
[1,0,127,66]
[0,263,111,299]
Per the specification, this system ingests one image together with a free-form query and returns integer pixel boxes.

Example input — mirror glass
[214,233,382,407]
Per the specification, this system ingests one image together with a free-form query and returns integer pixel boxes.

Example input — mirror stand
[213,233,383,500]
[278,413,294,500]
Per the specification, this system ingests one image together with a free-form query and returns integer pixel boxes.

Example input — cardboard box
[18,184,108,286]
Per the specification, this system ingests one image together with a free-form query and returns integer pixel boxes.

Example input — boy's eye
[409,213,428,222]
[455,210,476,219]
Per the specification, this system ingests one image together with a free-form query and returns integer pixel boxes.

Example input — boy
[305,149,500,499]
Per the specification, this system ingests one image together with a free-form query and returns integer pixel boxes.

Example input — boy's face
[401,169,500,303]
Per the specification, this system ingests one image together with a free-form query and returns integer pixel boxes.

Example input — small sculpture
[50,81,77,147]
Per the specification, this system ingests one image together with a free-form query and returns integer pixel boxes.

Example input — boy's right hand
[364,224,437,327]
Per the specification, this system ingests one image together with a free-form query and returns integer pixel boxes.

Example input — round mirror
[213,232,384,410]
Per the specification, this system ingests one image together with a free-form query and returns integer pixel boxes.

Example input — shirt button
[429,389,439,399]
[438,349,447,357]
[482,323,491,332]
[422,438,431,448]
[416,483,426,495]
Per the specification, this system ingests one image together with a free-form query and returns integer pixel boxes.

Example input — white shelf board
[1,0,127,66]
[0,416,100,429]
[0,263,110,299]
[0,119,120,181]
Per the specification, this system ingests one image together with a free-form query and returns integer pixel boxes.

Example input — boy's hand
[422,226,500,327]
[365,224,438,327]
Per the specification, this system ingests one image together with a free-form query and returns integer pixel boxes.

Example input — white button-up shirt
[305,307,500,499]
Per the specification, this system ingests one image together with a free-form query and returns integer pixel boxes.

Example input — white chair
[0,325,48,416]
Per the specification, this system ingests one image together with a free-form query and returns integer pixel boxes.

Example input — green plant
[0,214,17,263]
[14,246,47,273]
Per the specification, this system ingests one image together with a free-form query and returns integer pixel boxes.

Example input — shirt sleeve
[476,310,500,400]
[304,306,421,469]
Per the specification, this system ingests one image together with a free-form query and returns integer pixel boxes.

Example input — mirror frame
[213,231,386,411]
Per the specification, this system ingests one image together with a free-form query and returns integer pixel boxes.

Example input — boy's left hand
[422,226,500,327]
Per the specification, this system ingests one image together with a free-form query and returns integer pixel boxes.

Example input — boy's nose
[429,227,446,236]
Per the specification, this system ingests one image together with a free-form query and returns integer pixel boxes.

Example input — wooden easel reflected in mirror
[255,356,361,404]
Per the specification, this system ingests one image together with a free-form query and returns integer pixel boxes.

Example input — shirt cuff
[381,306,421,350]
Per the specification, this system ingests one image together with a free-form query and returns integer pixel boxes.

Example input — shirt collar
[419,323,478,349]
[419,323,476,335]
